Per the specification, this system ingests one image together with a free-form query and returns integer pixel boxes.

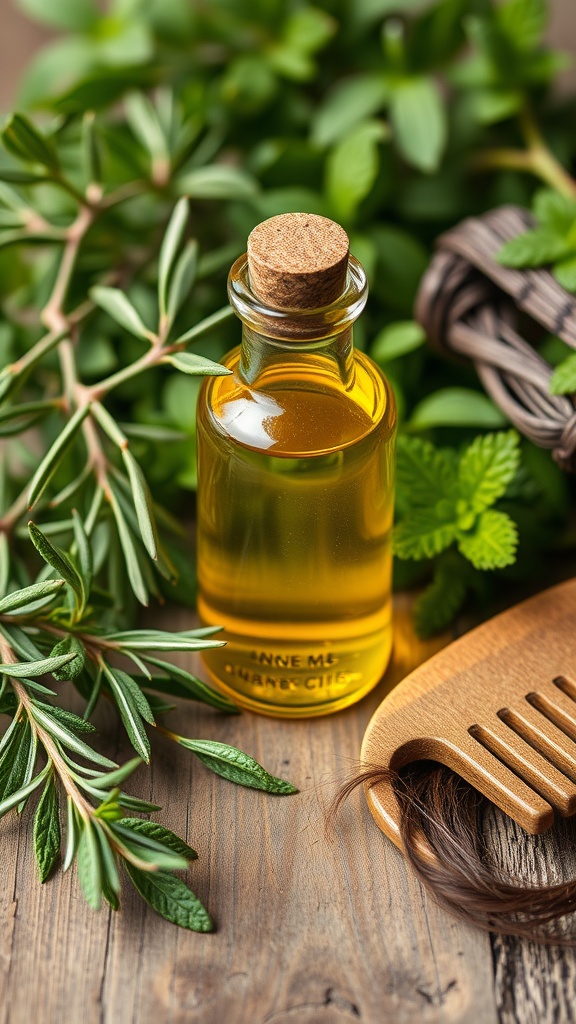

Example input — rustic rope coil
[415,205,576,471]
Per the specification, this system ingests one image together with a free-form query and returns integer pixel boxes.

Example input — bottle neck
[238,325,355,388]
[227,253,368,391]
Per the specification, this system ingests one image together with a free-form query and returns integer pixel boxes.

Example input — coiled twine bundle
[415,205,576,471]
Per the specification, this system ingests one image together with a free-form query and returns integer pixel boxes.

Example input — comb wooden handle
[362,579,576,850]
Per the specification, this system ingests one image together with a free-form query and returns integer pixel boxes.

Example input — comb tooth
[552,675,576,703]
[528,685,576,742]
[469,719,576,817]
[455,730,553,833]
[498,703,576,782]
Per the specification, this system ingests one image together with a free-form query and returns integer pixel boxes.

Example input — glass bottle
[196,214,396,717]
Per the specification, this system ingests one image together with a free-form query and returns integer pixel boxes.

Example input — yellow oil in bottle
[196,216,396,717]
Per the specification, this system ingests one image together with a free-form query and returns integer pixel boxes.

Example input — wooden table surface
[2,595,576,1024]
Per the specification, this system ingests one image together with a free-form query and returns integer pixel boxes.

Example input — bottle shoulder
[198,345,396,458]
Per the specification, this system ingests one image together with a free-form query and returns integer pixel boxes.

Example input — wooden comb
[362,579,576,849]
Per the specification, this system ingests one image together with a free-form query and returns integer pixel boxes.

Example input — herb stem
[471,106,576,199]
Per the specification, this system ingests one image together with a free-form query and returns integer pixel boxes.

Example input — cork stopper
[247,213,350,310]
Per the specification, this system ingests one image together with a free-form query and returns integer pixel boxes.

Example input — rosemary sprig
[0,518,296,930]
[0,105,294,929]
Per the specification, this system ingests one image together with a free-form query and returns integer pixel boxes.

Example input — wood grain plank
[0,597,498,1024]
[487,809,576,1024]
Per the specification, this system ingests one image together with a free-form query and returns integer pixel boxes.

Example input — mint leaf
[395,436,458,512]
[409,388,506,429]
[414,559,469,638]
[389,76,447,173]
[553,255,576,293]
[326,119,385,221]
[393,507,457,560]
[370,320,425,363]
[497,0,547,52]
[549,351,576,395]
[497,229,571,267]
[458,510,518,570]
[311,74,388,148]
[458,431,520,513]
[532,189,576,235]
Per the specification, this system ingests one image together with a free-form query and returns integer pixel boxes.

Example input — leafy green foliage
[394,432,521,597]
[498,188,576,291]
[0,519,297,929]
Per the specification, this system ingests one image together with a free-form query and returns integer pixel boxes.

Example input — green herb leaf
[163,352,231,377]
[395,435,458,511]
[28,522,84,603]
[2,114,60,172]
[34,775,61,883]
[63,798,79,872]
[125,91,168,161]
[158,196,189,318]
[326,120,385,222]
[49,637,86,681]
[72,509,93,597]
[311,74,389,148]
[95,826,121,905]
[30,705,117,767]
[413,558,469,638]
[370,320,426,363]
[107,488,149,607]
[0,579,65,615]
[125,864,213,932]
[408,388,506,430]
[549,351,576,395]
[177,738,298,794]
[167,241,199,321]
[28,404,90,509]
[34,700,95,733]
[390,77,447,173]
[553,255,576,292]
[497,229,572,268]
[102,664,151,762]
[121,449,159,560]
[532,189,576,235]
[172,305,234,347]
[458,431,520,513]
[143,657,239,712]
[178,165,258,200]
[498,0,547,52]
[90,286,153,341]
[0,720,33,801]
[116,818,197,860]
[81,111,101,184]
[394,507,458,560]
[89,757,143,790]
[76,822,102,910]
[108,666,155,724]
[458,509,518,570]
[0,652,76,678]
[0,765,49,820]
